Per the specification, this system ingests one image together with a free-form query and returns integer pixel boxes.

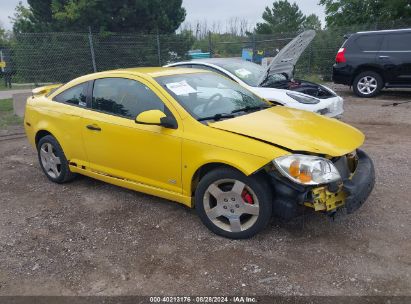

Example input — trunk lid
[32,84,62,96]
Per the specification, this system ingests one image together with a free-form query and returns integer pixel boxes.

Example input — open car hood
[262,30,316,81]
[209,107,364,157]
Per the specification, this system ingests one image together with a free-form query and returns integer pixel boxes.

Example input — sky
[0,0,325,30]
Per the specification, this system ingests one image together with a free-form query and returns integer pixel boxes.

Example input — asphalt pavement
[0,89,32,100]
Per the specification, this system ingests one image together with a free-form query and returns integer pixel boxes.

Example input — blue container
[188,50,211,59]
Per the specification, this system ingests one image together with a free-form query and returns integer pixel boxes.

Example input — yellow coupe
[24,68,375,238]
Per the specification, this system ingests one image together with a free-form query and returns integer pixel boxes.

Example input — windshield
[260,73,289,87]
[214,60,265,87]
[156,72,270,121]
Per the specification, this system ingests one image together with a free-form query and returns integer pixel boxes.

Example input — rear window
[381,33,411,51]
[214,60,265,86]
[354,35,382,51]
[54,82,88,107]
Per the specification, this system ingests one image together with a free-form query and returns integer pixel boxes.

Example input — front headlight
[273,154,341,185]
[286,92,320,104]
[320,84,338,96]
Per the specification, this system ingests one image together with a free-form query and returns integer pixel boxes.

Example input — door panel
[379,33,411,83]
[351,34,381,73]
[47,82,90,166]
[81,76,183,193]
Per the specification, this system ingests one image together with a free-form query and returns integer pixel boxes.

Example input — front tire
[353,71,383,98]
[195,168,272,239]
[37,135,76,183]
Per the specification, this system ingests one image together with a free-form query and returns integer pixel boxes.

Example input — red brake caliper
[241,190,254,204]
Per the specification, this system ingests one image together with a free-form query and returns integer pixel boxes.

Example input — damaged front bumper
[287,95,344,119]
[268,149,375,219]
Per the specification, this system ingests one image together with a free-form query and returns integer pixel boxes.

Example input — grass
[0,98,13,111]
[0,98,23,129]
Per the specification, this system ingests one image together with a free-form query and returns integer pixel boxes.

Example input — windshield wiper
[231,105,272,114]
[198,113,235,122]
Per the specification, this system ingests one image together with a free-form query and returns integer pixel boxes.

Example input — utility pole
[252,33,256,63]
[156,31,161,66]
[88,26,97,73]
[208,31,213,58]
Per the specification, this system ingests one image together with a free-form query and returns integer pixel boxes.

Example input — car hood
[262,30,316,81]
[208,107,364,157]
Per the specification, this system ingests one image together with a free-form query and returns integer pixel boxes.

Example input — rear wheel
[353,71,383,98]
[37,135,76,183]
[195,168,272,239]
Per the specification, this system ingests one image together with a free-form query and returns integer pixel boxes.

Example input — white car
[167,30,344,118]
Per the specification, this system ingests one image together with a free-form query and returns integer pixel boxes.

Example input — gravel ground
[0,87,410,296]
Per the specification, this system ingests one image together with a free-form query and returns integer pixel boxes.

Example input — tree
[12,0,186,34]
[255,0,306,34]
[303,14,322,30]
[0,23,6,44]
[320,0,411,28]
[12,0,54,33]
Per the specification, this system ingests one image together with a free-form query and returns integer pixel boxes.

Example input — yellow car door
[81,75,183,194]
[46,81,90,168]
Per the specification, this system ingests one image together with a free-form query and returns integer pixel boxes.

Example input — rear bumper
[332,64,353,85]
[269,149,375,219]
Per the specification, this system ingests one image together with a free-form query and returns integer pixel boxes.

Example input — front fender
[181,139,275,199]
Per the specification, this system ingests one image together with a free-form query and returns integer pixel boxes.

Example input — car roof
[57,67,209,92]
[188,58,245,65]
[77,67,208,82]
[118,67,208,78]
[355,28,411,35]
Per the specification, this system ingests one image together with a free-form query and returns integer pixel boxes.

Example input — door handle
[379,55,390,59]
[86,124,101,131]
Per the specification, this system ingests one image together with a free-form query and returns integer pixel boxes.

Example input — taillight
[335,48,346,63]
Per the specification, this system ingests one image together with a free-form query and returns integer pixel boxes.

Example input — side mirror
[135,110,177,129]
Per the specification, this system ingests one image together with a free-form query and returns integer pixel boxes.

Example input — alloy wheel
[203,179,260,233]
[357,76,378,95]
[40,142,62,179]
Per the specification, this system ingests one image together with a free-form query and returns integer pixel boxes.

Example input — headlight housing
[286,92,320,104]
[320,84,338,97]
[273,154,341,185]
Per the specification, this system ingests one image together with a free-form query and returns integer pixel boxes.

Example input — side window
[381,33,411,51]
[54,83,88,107]
[355,35,382,51]
[92,78,165,119]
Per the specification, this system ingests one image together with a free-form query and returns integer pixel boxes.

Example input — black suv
[333,29,411,97]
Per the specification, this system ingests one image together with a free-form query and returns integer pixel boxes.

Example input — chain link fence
[1,19,410,86]
[3,31,193,85]
[206,19,411,80]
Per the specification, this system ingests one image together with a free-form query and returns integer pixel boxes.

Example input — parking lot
[0,86,410,296]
